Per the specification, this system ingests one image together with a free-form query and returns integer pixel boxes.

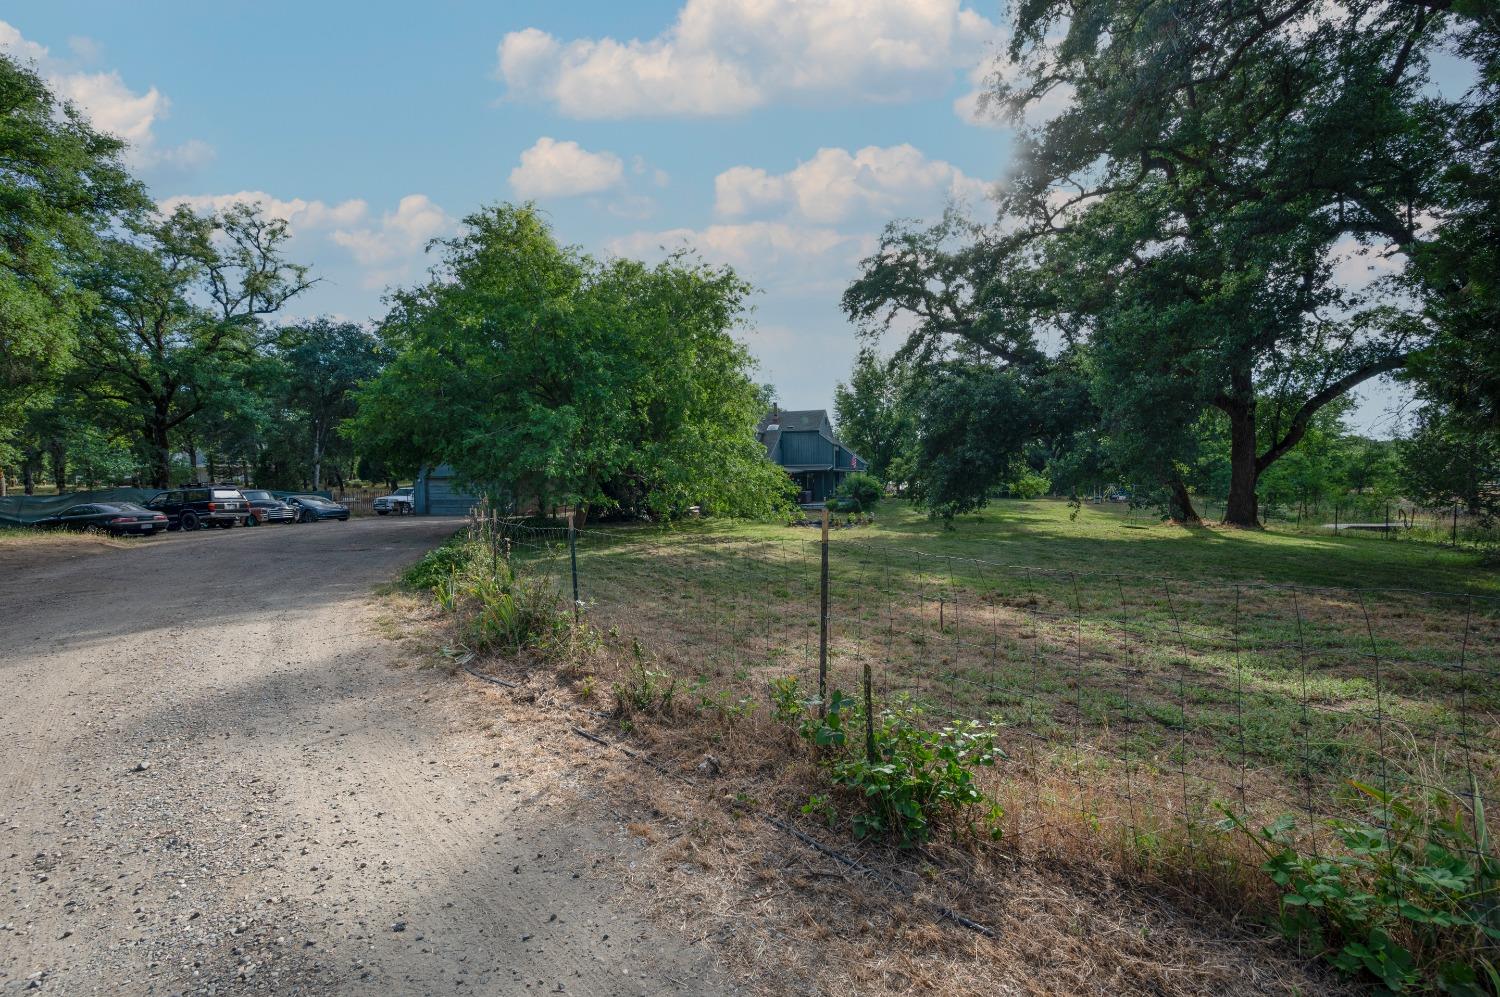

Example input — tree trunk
[49,438,67,494]
[148,418,172,489]
[207,451,218,484]
[1223,399,1261,527]
[1167,478,1200,522]
[311,421,323,491]
[574,502,590,530]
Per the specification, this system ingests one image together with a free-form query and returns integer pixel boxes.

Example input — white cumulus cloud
[496,0,997,118]
[715,144,990,224]
[331,194,453,268]
[509,137,626,199]
[0,20,211,171]
[159,191,369,232]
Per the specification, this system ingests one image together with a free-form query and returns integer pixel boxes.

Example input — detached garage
[413,465,481,516]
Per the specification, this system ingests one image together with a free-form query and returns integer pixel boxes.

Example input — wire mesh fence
[470,507,1500,861]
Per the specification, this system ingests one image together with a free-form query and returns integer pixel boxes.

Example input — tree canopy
[0,52,143,473]
[845,0,1496,526]
[352,203,794,523]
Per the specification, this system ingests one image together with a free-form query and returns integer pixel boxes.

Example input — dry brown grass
[0,527,131,550]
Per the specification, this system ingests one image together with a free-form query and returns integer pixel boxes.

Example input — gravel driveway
[0,519,730,995]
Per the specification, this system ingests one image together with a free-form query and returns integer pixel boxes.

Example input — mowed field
[504,499,1500,847]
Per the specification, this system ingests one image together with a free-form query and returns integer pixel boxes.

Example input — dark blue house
[757,408,867,506]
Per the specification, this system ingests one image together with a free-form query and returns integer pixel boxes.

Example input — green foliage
[834,472,883,513]
[769,675,806,726]
[833,347,916,482]
[1006,468,1050,500]
[0,54,144,467]
[1399,407,1500,520]
[1221,783,1500,994]
[70,202,312,486]
[460,566,565,656]
[613,640,679,717]
[795,689,1005,848]
[410,537,567,656]
[402,538,477,591]
[353,203,795,523]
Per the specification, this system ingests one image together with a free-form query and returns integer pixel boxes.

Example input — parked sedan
[283,495,351,523]
[35,502,168,536]
[241,489,296,525]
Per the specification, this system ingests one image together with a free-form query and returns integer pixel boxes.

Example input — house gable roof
[756,408,866,470]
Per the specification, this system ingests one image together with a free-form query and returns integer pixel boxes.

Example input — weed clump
[1220,781,1500,994]
[777,682,1006,848]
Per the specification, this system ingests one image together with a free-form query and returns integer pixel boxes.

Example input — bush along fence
[444,507,1500,993]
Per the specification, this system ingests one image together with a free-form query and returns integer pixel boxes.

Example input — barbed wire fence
[467,506,1500,864]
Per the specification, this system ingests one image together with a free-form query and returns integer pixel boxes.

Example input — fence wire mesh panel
[482,514,1499,860]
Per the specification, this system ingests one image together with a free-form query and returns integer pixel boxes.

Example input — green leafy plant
[769,675,806,726]
[797,690,1005,847]
[1220,781,1500,994]
[460,565,566,654]
[835,471,884,513]
[613,642,679,717]
[404,539,476,591]
[802,794,837,827]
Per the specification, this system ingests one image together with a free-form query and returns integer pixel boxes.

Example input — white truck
[372,486,414,515]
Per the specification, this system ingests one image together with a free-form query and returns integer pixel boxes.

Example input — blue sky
[3,2,1410,431]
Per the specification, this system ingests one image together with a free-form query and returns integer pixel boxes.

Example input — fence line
[470,509,1499,859]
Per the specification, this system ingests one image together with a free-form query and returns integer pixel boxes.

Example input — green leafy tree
[70,203,313,487]
[353,203,793,523]
[960,0,1490,526]
[1399,406,1500,519]
[275,319,381,489]
[0,53,143,487]
[833,348,916,482]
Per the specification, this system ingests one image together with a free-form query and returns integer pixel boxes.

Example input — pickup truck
[373,486,414,515]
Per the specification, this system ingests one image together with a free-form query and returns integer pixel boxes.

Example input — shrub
[797,690,1005,847]
[403,538,477,590]
[459,562,567,654]
[1007,469,1050,499]
[835,472,884,513]
[1220,781,1500,994]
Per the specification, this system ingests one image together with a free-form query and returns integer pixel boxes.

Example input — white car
[373,486,414,515]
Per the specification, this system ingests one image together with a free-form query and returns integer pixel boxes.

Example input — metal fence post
[863,661,876,762]
[1452,503,1459,547]
[818,505,830,719]
[568,512,581,622]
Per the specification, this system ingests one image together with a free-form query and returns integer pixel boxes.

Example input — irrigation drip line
[557,723,998,940]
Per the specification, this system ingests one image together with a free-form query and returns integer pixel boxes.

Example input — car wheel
[180,511,200,531]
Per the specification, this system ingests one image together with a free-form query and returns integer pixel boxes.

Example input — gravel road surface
[0,519,731,995]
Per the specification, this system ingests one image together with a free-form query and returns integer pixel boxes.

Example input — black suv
[145,485,250,531]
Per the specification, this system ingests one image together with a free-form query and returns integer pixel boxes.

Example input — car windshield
[99,502,148,513]
[242,490,272,501]
[297,496,333,506]
[212,489,243,499]
[396,488,412,496]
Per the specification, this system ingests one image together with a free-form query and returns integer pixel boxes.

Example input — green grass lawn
[704,497,1499,597]
[497,498,1498,836]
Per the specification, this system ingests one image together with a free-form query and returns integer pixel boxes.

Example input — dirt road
[0,519,731,995]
